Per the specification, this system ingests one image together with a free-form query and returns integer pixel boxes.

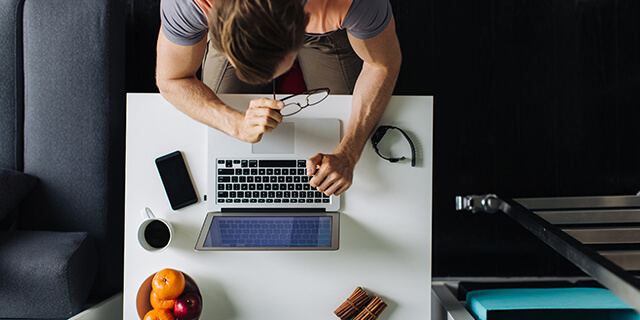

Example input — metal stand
[456,194,640,313]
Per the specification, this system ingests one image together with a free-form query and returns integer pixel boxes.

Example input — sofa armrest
[0,230,98,318]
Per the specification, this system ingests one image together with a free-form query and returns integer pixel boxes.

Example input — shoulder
[342,0,392,40]
[160,0,209,46]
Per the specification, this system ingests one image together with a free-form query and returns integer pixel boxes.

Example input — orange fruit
[152,268,186,300]
[150,290,176,310]
[143,308,175,320]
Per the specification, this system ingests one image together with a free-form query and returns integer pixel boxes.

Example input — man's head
[208,0,307,85]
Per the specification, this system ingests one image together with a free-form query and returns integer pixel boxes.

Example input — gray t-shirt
[161,0,392,46]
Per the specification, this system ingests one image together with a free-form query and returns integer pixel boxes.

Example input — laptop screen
[195,212,340,250]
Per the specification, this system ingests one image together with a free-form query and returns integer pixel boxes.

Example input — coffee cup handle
[141,207,155,220]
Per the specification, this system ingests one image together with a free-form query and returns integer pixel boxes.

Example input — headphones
[371,125,416,167]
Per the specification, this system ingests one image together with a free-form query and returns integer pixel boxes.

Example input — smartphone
[155,151,198,210]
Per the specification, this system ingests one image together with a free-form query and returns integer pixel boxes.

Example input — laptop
[195,112,342,251]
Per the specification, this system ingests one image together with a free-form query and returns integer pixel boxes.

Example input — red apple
[183,275,199,294]
[174,291,202,320]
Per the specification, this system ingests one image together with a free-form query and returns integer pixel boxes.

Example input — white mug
[137,207,173,252]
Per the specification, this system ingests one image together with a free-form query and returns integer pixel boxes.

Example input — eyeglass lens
[280,90,329,116]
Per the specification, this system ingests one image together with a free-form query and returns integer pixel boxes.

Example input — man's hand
[306,153,355,196]
[237,98,284,143]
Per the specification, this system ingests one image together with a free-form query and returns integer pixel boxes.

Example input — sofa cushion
[0,230,98,318]
[0,168,37,225]
[20,0,125,298]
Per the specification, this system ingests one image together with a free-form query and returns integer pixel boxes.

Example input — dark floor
[124,0,640,277]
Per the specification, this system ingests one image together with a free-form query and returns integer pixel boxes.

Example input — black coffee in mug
[144,220,171,249]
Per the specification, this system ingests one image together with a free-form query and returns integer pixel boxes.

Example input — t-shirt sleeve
[160,0,209,46]
[341,0,392,40]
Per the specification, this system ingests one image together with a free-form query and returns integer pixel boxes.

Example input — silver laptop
[196,109,342,250]
[206,117,341,212]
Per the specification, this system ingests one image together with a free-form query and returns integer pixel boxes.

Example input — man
[156,0,401,196]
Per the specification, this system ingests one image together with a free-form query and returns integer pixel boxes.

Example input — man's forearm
[157,76,244,139]
[335,60,401,166]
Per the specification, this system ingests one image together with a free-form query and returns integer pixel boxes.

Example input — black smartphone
[155,151,198,210]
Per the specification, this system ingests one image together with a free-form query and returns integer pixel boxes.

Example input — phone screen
[155,151,198,210]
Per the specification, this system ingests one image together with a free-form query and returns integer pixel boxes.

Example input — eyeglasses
[272,81,330,117]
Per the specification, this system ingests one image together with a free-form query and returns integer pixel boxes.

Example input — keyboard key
[260,160,297,167]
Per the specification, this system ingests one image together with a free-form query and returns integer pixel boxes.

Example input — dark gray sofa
[0,0,125,317]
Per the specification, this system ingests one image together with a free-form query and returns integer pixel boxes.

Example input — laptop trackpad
[252,122,295,154]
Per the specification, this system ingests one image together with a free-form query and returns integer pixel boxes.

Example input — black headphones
[371,125,416,167]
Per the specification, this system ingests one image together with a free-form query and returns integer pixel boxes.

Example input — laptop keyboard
[216,159,331,204]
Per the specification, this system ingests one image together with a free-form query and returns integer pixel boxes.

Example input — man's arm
[156,29,284,143]
[307,16,402,196]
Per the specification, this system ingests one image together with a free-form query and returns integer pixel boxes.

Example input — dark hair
[208,0,307,85]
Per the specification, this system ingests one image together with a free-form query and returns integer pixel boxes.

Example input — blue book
[467,288,640,320]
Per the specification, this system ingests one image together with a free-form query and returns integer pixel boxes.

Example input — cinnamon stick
[334,287,372,320]
[353,295,387,320]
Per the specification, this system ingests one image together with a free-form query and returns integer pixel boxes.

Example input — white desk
[123,93,433,320]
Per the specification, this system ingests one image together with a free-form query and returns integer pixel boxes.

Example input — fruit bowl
[136,269,202,320]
